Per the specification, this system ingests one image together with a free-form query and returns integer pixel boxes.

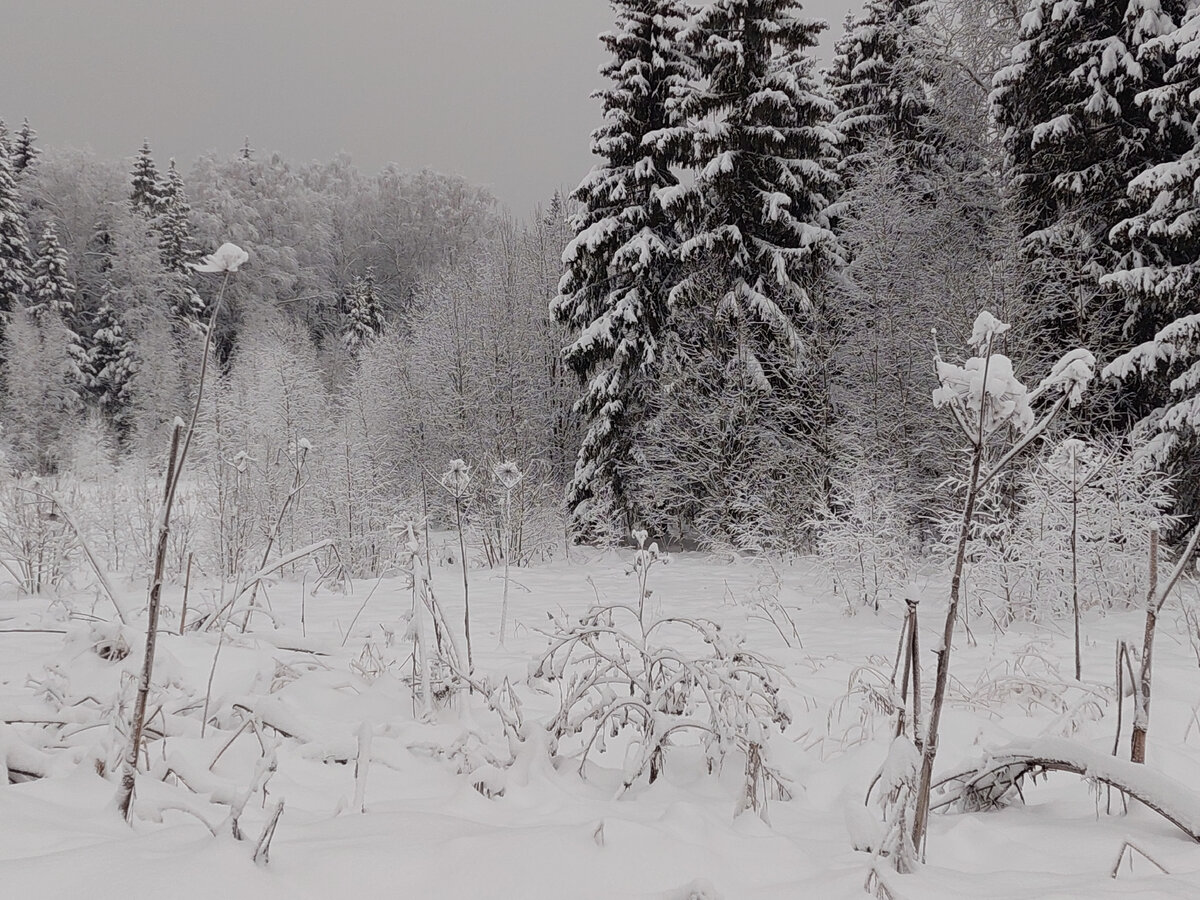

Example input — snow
[194,242,249,274]
[933,353,1034,434]
[3,546,1200,898]
[967,310,1011,350]
[1037,347,1097,407]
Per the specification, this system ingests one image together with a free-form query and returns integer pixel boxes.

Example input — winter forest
[2,0,1200,897]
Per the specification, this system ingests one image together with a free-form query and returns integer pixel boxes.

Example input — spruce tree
[826,0,941,179]
[670,0,840,375]
[343,267,385,352]
[29,223,76,322]
[130,140,163,216]
[0,141,32,349]
[85,297,136,421]
[552,0,691,532]
[651,0,841,545]
[991,0,1190,423]
[1104,8,1200,520]
[158,159,204,320]
[1107,8,1200,329]
[12,118,40,173]
[0,120,9,157]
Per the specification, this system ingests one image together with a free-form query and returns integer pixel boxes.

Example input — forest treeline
[1,0,1198,559]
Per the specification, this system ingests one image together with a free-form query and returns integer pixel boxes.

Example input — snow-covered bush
[815,470,915,613]
[533,533,792,814]
[197,322,334,579]
[0,474,77,595]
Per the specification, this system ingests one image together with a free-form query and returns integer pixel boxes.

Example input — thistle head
[494,460,523,490]
[442,458,471,496]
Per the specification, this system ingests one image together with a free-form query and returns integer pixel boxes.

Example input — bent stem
[116,270,231,822]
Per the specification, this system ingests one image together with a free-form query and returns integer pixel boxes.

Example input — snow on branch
[932,737,1200,841]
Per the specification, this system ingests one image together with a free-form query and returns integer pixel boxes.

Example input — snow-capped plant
[117,241,244,822]
[399,521,463,718]
[193,241,249,274]
[440,458,474,671]
[908,311,1094,860]
[533,532,792,817]
[864,735,922,879]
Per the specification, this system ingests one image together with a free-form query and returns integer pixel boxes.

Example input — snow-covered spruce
[1103,7,1200,509]
[634,0,842,549]
[553,0,692,535]
[826,0,942,181]
[991,0,1190,400]
[0,138,32,341]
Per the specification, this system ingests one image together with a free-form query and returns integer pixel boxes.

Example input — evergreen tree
[27,221,88,398]
[552,0,692,532]
[669,0,840,381]
[0,141,32,348]
[0,120,9,157]
[1104,8,1200,520]
[343,267,385,351]
[129,140,163,216]
[1107,8,1200,329]
[157,159,204,320]
[826,0,941,179]
[648,0,841,545]
[84,297,136,421]
[991,0,1190,423]
[28,223,76,322]
[12,118,40,173]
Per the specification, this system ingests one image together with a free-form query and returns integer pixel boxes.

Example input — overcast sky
[2,1,858,213]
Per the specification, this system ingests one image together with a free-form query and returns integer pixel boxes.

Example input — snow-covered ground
[2,546,1199,898]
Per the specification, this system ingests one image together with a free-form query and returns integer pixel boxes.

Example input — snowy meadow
[3,514,1200,899]
[5,0,1200,897]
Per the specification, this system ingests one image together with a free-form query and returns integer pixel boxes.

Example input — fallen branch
[933,737,1200,841]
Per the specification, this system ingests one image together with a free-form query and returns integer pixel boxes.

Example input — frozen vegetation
[4,0,1200,897]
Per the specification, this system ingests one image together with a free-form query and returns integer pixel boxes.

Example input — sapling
[908,312,1095,858]
[117,241,245,821]
[440,458,473,671]
[1043,439,1113,680]
[968,437,1176,624]
[494,460,523,645]
[240,438,311,632]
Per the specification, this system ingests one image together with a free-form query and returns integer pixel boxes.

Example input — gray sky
[1,0,857,213]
